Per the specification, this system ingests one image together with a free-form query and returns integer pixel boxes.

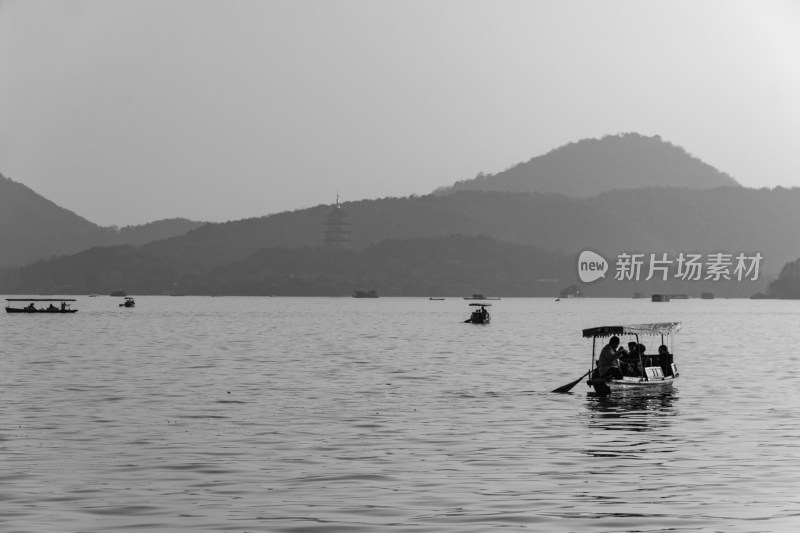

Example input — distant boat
[463,294,500,300]
[701,292,714,299]
[110,290,127,297]
[353,289,379,298]
[651,294,671,302]
[559,284,584,298]
[5,298,78,314]
[464,303,491,324]
[429,297,445,300]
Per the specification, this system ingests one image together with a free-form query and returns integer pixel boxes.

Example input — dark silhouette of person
[597,336,626,379]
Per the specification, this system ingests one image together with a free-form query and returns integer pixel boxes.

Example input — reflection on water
[585,389,678,431]
[582,389,679,464]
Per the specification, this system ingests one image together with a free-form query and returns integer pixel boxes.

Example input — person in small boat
[597,336,627,379]
[61,301,67,311]
[26,302,36,311]
[619,341,639,376]
[638,343,649,364]
[47,303,58,311]
[658,345,673,375]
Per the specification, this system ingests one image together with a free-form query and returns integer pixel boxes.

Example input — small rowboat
[583,322,680,395]
[464,303,491,324]
[5,298,78,314]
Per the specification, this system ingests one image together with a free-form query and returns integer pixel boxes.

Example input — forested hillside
[0,173,115,266]
[1,235,573,297]
[0,173,204,266]
[137,187,800,277]
[2,186,796,297]
[435,133,739,197]
[4,131,795,298]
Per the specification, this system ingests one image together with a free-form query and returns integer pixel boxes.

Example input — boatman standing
[597,336,626,379]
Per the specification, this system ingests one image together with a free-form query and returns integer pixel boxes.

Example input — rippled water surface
[2,296,799,532]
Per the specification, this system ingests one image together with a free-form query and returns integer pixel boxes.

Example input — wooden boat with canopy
[464,303,491,324]
[5,298,78,313]
[583,322,680,395]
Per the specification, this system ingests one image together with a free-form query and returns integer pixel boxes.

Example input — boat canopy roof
[582,322,681,338]
[469,303,491,306]
[6,298,77,302]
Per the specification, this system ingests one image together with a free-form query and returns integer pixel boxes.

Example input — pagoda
[323,195,352,249]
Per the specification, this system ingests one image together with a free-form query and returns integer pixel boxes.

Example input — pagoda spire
[323,192,352,249]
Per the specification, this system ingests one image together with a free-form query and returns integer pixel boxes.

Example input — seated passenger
[597,336,627,379]
[638,343,653,364]
[658,345,673,376]
[619,341,639,376]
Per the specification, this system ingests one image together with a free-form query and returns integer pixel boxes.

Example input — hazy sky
[2,0,799,227]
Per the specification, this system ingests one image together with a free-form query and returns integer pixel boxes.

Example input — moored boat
[5,298,78,313]
[353,289,379,298]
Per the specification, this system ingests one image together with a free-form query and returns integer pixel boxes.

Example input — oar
[552,370,591,393]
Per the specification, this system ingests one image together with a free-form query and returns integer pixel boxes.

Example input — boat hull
[588,375,677,395]
[6,307,78,314]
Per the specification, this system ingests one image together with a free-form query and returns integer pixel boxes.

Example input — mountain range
[0,172,204,267]
[1,133,796,297]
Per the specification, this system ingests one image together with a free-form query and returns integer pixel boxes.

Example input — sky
[1,0,800,227]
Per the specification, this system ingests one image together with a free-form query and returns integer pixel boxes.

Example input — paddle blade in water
[552,370,590,393]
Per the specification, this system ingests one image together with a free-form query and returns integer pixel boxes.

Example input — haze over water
[2,296,799,532]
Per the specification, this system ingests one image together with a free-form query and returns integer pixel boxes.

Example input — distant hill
[0,173,114,267]
[1,133,739,268]
[434,133,740,197]
[115,218,208,247]
[763,258,800,299]
[3,235,571,296]
[0,173,205,266]
[140,187,800,275]
[4,131,795,297]
[5,186,800,296]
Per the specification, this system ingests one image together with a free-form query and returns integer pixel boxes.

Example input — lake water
[2,296,799,532]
